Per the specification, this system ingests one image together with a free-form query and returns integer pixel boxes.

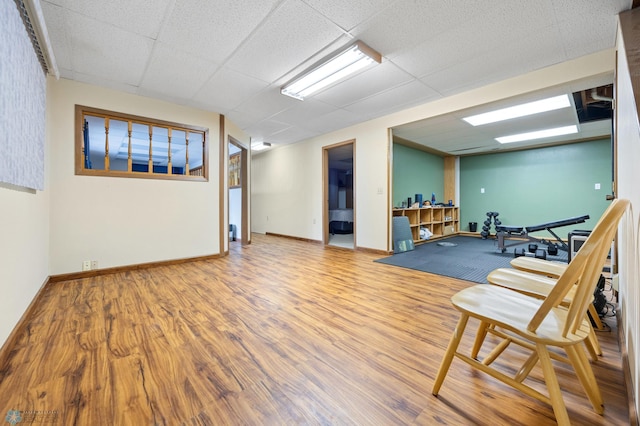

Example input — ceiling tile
[193,68,271,113]
[352,0,480,58]
[233,86,301,122]
[66,12,153,86]
[157,0,281,64]
[301,108,362,133]
[268,125,318,144]
[225,0,345,82]
[52,0,173,38]
[40,2,73,70]
[269,98,336,124]
[343,80,440,119]
[243,120,292,141]
[139,42,219,100]
[301,0,397,31]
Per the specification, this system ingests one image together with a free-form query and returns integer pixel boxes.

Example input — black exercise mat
[374,236,568,284]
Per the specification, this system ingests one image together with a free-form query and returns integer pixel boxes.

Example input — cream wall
[251,50,616,252]
[0,184,49,346]
[48,78,222,274]
[615,26,640,418]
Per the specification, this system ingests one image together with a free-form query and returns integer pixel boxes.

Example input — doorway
[228,138,248,248]
[324,141,355,249]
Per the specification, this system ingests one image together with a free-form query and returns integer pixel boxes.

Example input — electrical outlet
[481,188,485,194]
[91,260,98,270]
[82,260,91,271]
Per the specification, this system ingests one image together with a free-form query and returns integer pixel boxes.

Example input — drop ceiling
[39,0,630,153]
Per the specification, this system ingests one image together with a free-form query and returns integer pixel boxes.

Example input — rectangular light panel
[496,125,578,144]
[463,94,571,126]
[281,41,381,101]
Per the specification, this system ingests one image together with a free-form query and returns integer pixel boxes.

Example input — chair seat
[452,285,590,346]
[510,257,568,278]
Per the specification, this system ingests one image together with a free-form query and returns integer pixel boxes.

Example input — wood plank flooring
[0,234,629,425]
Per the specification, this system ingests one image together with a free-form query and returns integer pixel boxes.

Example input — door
[324,140,355,249]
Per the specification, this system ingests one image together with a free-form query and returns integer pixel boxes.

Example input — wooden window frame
[75,105,209,181]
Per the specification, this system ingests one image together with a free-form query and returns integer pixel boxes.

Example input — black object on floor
[374,236,568,284]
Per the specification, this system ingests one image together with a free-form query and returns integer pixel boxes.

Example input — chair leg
[537,343,571,425]
[565,344,604,414]
[585,317,603,357]
[471,320,490,359]
[588,303,605,330]
[432,313,469,396]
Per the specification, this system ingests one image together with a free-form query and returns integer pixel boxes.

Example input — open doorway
[228,138,248,248]
[324,141,355,249]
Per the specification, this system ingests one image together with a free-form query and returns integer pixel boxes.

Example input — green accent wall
[393,144,444,207]
[460,139,612,236]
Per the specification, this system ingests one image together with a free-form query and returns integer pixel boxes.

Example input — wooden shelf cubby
[393,206,459,244]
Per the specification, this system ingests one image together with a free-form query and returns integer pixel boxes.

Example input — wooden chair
[485,201,626,360]
[509,255,607,333]
[432,199,628,425]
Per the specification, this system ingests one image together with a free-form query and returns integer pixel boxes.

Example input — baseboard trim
[0,276,51,370]
[49,254,221,283]
[265,232,322,244]
[355,246,389,255]
[617,309,639,426]
[264,232,389,255]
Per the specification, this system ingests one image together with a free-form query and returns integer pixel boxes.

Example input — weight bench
[495,214,590,253]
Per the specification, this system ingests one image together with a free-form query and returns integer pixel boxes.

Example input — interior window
[76,105,208,181]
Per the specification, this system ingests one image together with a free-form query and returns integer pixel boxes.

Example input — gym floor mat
[374,236,568,284]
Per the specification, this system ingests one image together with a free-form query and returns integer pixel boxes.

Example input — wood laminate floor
[0,234,629,425]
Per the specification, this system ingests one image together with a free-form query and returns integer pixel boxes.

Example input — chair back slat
[527,199,629,335]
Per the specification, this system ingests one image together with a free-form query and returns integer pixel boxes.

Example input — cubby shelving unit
[392,206,459,244]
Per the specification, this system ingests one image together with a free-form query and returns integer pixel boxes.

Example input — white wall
[48,78,222,274]
[615,25,640,418]
[229,187,242,240]
[251,50,616,252]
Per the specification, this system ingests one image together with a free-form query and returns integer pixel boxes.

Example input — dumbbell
[480,230,489,239]
[547,244,558,256]
[484,219,491,226]
[494,219,502,226]
[535,249,547,260]
[514,248,547,259]
[528,243,538,253]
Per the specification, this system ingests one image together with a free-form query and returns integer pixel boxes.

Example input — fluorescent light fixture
[463,94,571,126]
[281,41,382,100]
[252,142,272,151]
[496,125,578,144]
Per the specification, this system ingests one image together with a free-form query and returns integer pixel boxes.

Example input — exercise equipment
[496,214,589,254]
[514,247,547,259]
[482,211,500,240]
